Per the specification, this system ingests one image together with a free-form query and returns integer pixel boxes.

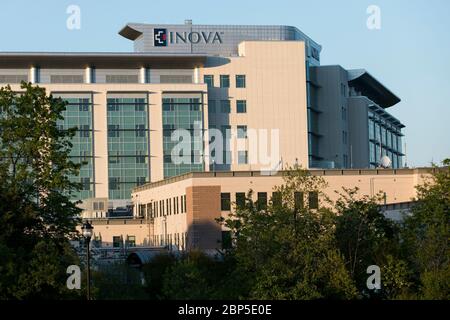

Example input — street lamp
[81,221,93,300]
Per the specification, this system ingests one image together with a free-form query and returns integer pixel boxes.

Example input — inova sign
[154,28,223,47]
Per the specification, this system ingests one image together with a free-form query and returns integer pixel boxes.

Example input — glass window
[109,177,120,190]
[272,192,282,207]
[136,177,146,186]
[368,119,375,140]
[81,177,90,191]
[294,192,304,210]
[221,193,231,211]
[369,142,376,163]
[126,235,136,247]
[238,150,248,164]
[375,144,381,164]
[135,124,145,137]
[236,100,247,113]
[162,96,203,178]
[220,100,230,113]
[257,192,267,210]
[236,192,246,209]
[107,96,149,199]
[236,75,246,88]
[204,75,214,87]
[387,130,392,148]
[342,131,348,145]
[381,127,386,145]
[112,236,122,248]
[57,96,94,200]
[308,192,319,209]
[375,123,380,142]
[237,125,247,138]
[220,75,230,88]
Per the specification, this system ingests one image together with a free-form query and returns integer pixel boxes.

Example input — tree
[219,167,358,299]
[334,187,406,298]
[141,253,177,299]
[401,161,449,299]
[0,82,82,299]
[91,263,148,300]
[160,251,246,300]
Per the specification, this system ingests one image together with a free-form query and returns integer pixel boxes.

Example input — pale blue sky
[0,0,448,167]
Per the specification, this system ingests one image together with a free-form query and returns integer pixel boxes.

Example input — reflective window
[220,75,230,88]
[375,123,380,142]
[221,193,231,211]
[204,75,214,87]
[368,119,375,140]
[257,192,267,210]
[237,125,247,139]
[107,96,149,199]
[57,97,94,200]
[236,100,247,113]
[238,150,248,164]
[162,96,203,178]
[369,142,376,163]
[236,192,246,209]
[308,192,319,209]
[236,75,246,88]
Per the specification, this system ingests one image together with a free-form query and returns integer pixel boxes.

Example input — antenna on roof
[404,142,408,168]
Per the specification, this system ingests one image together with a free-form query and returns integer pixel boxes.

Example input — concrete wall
[128,168,434,250]
[202,41,309,172]
[348,97,370,168]
[310,65,350,168]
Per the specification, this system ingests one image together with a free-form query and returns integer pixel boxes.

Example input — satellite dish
[380,155,392,168]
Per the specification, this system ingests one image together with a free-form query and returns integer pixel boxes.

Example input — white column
[29,66,36,84]
[194,67,199,84]
[85,66,92,84]
[139,67,146,84]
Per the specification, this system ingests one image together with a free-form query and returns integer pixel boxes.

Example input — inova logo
[154,28,223,47]
[154,28,167,47]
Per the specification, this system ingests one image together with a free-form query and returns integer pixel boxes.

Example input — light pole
[81,221,93,300]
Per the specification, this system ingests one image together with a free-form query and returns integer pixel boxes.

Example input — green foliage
[219,167,358,299]
[401,163,450,299]
[162,259,212,300]
[141,253,177,299]
[91,263,148,300]
[334,187,400,298]
[380,255,412,299]
[158,251,247,300]
[0,82,82,299]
